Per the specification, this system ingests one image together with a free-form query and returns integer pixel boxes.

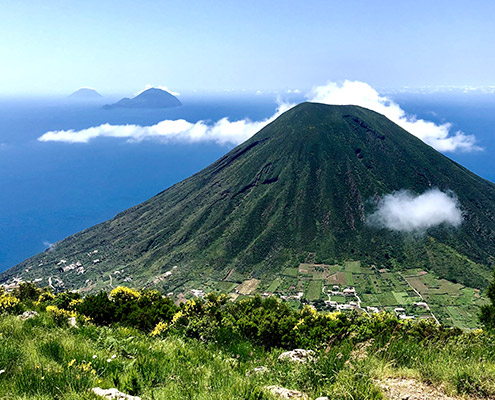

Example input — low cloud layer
[367,189,462,232]
[39,80,480,151]
[38,103,294,145]
[308,80,480,152]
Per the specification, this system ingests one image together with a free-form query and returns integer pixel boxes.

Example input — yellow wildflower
[0,294,20,313]
[151,321,168,337]
[171,310,184,324]
[110,286,140,303]
[325,311,342,321]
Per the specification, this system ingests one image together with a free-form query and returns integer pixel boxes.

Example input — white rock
[246,366,269,376]
[277,349,315,363]
[18,311,39,321]
[91,387,141,400]
[315,397,330,400]
[264,385,308,399]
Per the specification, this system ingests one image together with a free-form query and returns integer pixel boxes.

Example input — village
[0,256,487,330]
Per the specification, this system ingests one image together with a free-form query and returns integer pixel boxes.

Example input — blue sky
[1,0,494,95]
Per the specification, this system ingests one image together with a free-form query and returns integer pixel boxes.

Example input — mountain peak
[104,88,182,109]
[68,88,102,99]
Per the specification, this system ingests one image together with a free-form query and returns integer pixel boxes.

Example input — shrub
[45,305,76,326]
[51,291,81,310]
[0,293,21,314]
[35,291,55,307]
[110,286,141,303]
[13,282,42,302]
[77,291,116,326]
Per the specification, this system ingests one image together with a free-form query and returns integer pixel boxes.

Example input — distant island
[68,88,103,100]
[104,88,182,109]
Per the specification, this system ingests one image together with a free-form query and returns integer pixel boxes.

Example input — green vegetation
[1,283,495,399]
[304,280,322,301]
[266,278,282,293]
[281,268,298,278]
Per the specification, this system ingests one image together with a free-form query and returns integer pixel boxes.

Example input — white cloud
[38,102,295,145]
[367,189,462,232]
[307,80,481,152]
[43,240,56,250]
[38,80,480,151]
[136,84,181,97]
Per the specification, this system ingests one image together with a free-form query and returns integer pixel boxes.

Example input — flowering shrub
[0,293,21,314]
[110,286,141,303]
[35,291,55,307]
[46,305,76,325]
[9,282,467,352]
[76,288,177,332]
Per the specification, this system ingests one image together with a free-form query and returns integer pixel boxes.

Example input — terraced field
[205,261,488,329]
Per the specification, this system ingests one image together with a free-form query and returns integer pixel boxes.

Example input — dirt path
[376,378,463,400]
[399,272,440,325]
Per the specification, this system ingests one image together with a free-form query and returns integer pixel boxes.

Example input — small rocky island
[104,88,182,109]
[68,88,103,100]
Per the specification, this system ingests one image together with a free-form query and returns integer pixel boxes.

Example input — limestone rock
[91,387,141,400]
[18,311,39,320]
[277,349,315,363]
[264,385,308,399]
[246,366,269,376]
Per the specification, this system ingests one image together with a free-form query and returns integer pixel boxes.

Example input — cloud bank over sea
[38,81,480,153]
[38,102,295,145]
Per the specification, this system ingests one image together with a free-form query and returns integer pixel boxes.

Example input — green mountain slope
[3,103,495,294]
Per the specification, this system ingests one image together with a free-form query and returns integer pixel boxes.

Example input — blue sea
[1,91,495,272]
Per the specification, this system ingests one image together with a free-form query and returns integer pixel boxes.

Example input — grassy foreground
[1,286,495,399]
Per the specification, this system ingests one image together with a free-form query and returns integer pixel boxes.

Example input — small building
[325,300,338,308]
[191,289,205,298]
[343,287,356,296]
